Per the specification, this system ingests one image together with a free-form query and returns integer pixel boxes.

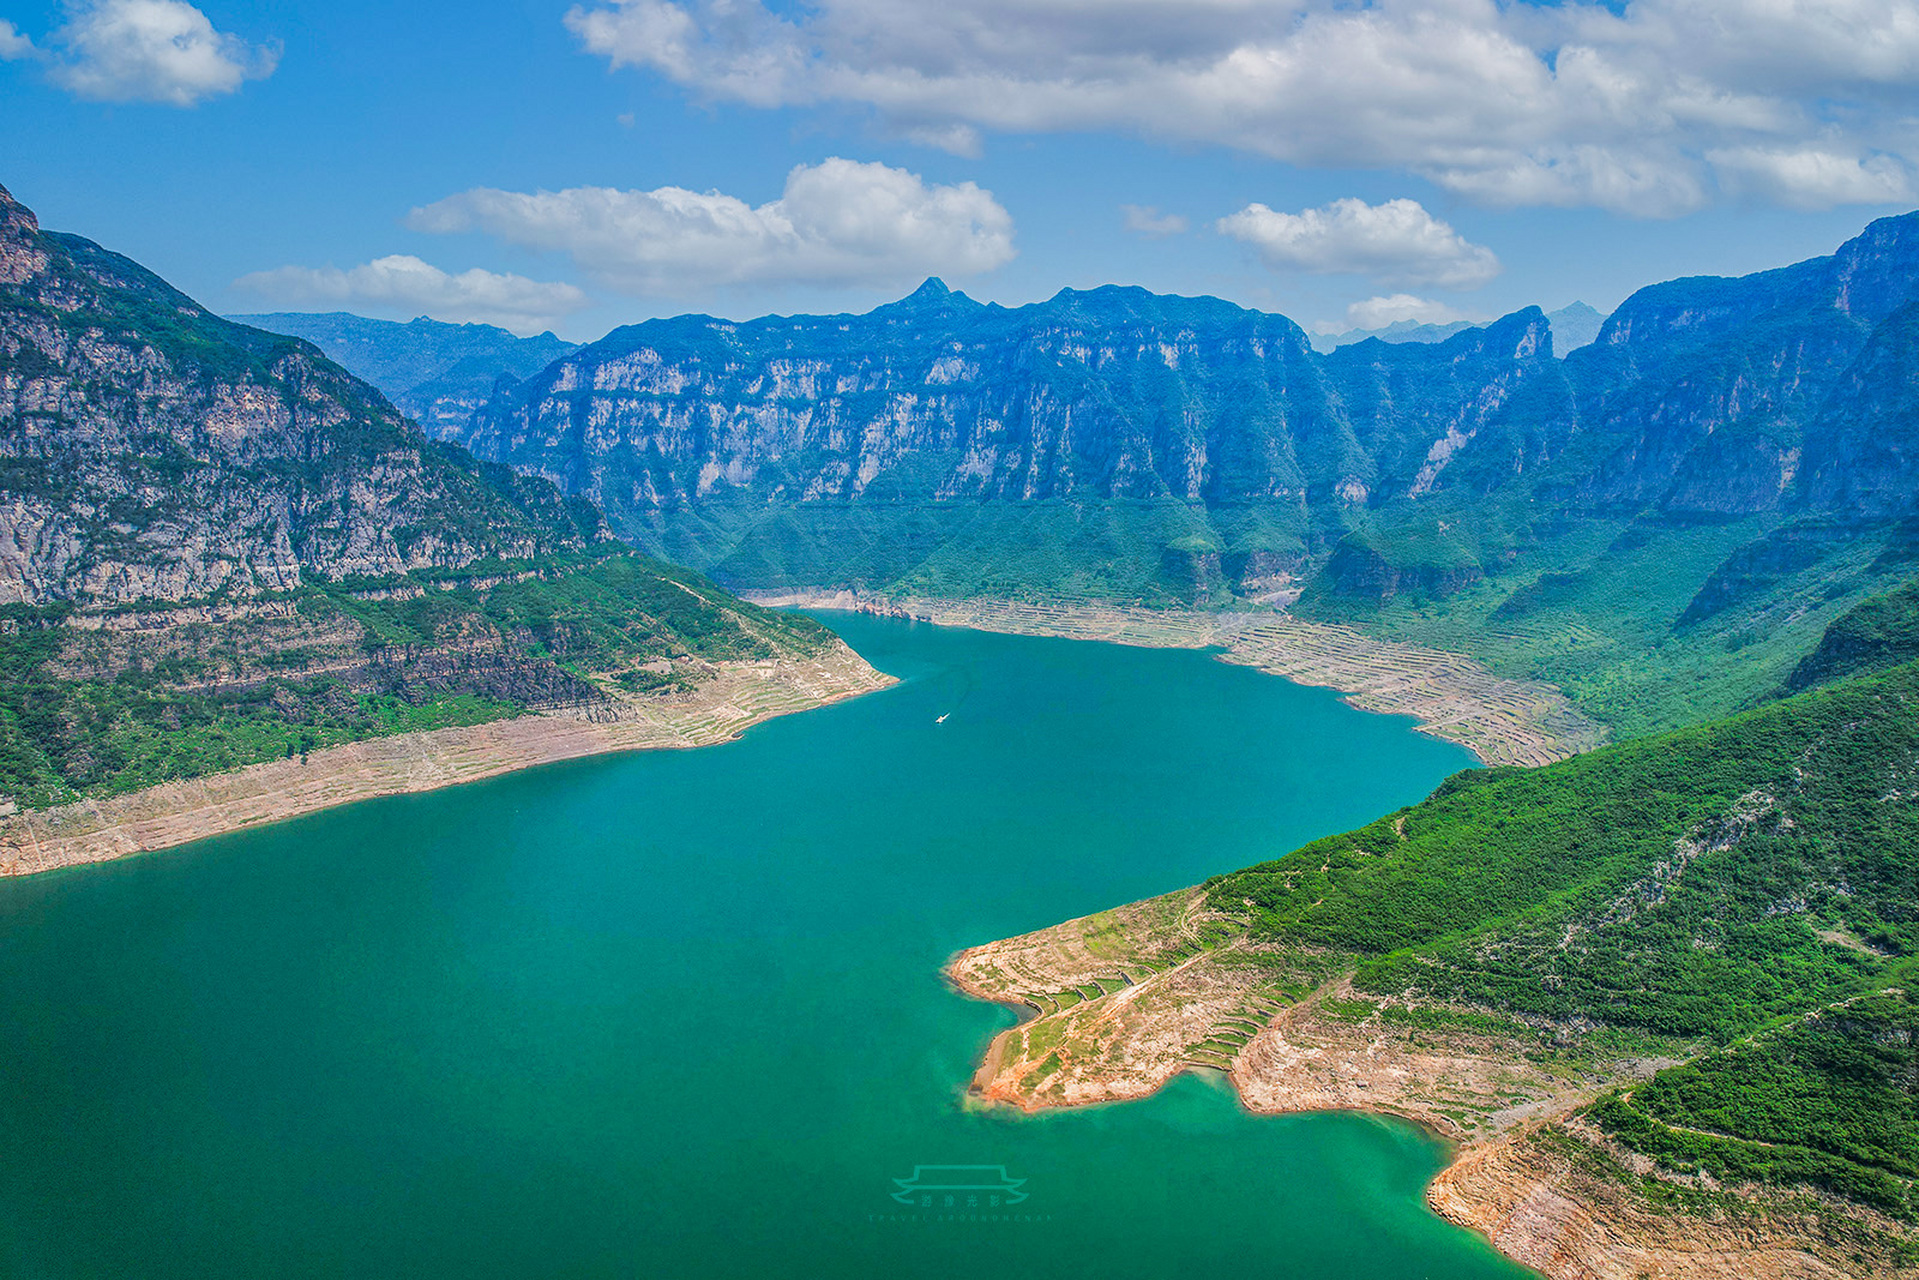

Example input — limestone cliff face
[1564,213,1919,517]
[448,213,1919,603]
[1797,301,1919,520]
[465,281,1342,507]
[0,183,601,608]
[458,282,1565,595]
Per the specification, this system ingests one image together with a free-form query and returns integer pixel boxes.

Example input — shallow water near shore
[0,614,1534,1279]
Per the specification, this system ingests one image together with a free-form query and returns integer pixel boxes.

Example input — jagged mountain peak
[1479,305,1551,356]
[1832,207,1919,321]
[876,275,981,317]
[0,181,35,231]
[0,181,47,285]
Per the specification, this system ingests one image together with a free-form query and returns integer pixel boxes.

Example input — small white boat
[936,713,950,724]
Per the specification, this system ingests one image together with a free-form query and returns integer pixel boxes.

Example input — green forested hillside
[1591,994,1919,1215]
[1212,658,1916,1038]
[1202,598,1919,1212]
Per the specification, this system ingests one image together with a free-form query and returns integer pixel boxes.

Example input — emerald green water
[0,616,1535,1280]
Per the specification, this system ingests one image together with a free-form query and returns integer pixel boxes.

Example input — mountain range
[235,219,1919,733]
[256,225,1906,609]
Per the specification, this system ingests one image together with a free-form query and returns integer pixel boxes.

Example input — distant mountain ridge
[450,278,1572,603]
[1309,302,1605,355]
[452,216,1919,594]
[227,311,576,441]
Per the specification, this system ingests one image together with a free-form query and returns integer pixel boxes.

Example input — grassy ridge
[1788,578,1919,692]
[327,552,831,667]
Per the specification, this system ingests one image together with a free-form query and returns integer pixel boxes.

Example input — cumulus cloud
[1335,294,1484,332]
[37,0,277,105]
[233,256,590,335]
[0,20,34,60]
[561,0,1919,214]
[1121,205,1188,238]
[408,157,1015,296]
[1217,198,1501,290]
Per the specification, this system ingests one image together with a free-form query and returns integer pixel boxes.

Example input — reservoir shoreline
[0,610,1552,1280]
[1,592,1603,878]
[0,643,892,877]
[745,590,1606,769]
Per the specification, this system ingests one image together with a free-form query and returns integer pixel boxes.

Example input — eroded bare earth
[1431,1121,1918,1280]
[948,898,1919,1280]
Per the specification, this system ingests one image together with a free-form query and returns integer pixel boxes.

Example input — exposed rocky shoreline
[946,896,1917,1280]
[0,645,891,876]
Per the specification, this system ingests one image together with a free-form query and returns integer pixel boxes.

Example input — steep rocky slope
[0,184,601,606]
[0,182,879,815]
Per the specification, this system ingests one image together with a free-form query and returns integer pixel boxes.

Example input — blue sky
[3,0,1915,340]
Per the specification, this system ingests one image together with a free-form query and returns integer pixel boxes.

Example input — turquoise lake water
[0,615,1537,1279]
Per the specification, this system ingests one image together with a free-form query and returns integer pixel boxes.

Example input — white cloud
[1217,198,1501,290]
[45,0,276,106]
[0,20,35,60]
[1121,204,1188,238]
[1706,145,1914,209]
[1333,294,1483,332]
[901,122,983,157]
[233,256,591,335]
[562,0,1919,215]
[408,157,1016,296]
